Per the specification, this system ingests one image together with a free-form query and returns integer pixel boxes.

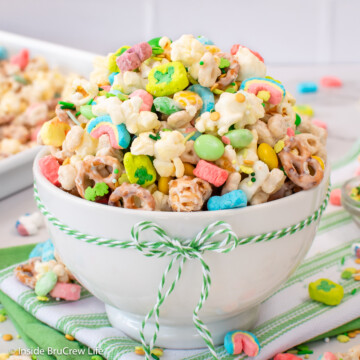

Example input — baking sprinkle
[66,110,81,126]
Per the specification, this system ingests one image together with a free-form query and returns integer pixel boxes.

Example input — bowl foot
[105,304,260,349]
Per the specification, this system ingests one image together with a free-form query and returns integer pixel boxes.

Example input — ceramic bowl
[33,149,330,349]
[342,176,360,227]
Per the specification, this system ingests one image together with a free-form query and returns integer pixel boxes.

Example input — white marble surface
[1,64,360,357]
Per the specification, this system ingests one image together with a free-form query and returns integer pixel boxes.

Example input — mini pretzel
[75,155,121,198]
[278,136,324,190]
[108,183,155,211]
[14,258,39,289]
[215,53,240,90]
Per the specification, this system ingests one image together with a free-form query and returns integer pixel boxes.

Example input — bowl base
[105,304,260,349]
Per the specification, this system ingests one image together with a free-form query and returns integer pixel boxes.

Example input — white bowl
[33,149,330,349]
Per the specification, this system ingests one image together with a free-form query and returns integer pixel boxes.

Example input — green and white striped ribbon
[33,183,331,360]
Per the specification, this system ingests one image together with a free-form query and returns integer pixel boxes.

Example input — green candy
[194,134,225,161]
[35,270,58,297]
[153,97,182,115]
[123,153,156,187]
[223,129,253,148]
[80,105,94,120]
[308,278,344,306]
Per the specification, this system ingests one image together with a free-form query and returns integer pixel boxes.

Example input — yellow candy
[239,165,253,174]
[274,140,285,153]
[124,153,156,187]
[337,335,350,343]
[210,111,220,121]
[146,61,189,97]
[205,45,221,54]
[40,118,70,147]
[312,155,324,170]
[173,91,203,110]
[257,143,279,170]
[65,334,75,341]
[0,354,10,360]
[235,92,246,103]
[293,104,314,117]
[183,163,195,176]
[158,177,171,194]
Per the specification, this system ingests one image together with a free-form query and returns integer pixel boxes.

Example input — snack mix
[37,34,327,212]
[0,46,72,159]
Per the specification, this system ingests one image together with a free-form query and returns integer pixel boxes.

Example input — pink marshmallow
[116,42,152,72]
[320,76,342,88]
[274,354,302,360]
[320,352,337,360]
[355,166,360,176]
[312,119,327,130]
[39,155,60,186]
[100,85,111,92]
[230,44,264,62]
[10,49,29,71]
[287,127,295,137]
[50,282,82,301]
[222,136,231,145]
[129,89,153,111]
[247,83,282,105]
[330,188,342,206]
[193,160,228,187]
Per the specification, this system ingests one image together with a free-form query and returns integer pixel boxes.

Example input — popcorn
[195,91,264,136]
[170,34,206,67]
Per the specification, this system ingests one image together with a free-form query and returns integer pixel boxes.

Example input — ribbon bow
[131,221,238,360]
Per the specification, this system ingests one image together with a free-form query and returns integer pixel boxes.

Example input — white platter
[0,30,97,199]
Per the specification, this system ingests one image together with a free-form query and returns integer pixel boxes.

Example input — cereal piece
[109,183,155,211]
[330,188,342,206]
[221,172,241,195]
[215,52,240,90]
[50,282,82,301]
[167,110,193,129]
[208,190,247,211]
[15,212,44,236]
[129,89,153,112]
[58,164,77,191]
[116,42,152,72]
[14,259,37,289]
[241,77,285,105]
[193,52,221,88]
[146,62,189,97]
[188,84,215,114]
[194,134,225,161]
[69,78,98,106]
[320,76,342,88]
[257,143,279,170]
[123,152,156,187]
[193,160,228,187]
[180,140,200,165]
[224,330,260,356]
[2,334,13,342]
[35,270,57,297]
[308,278,344,306]
[261,168,286,194]
[297,82,318,94]
[168,176,212,212]
[173,91,203,114]
[38,155,60,186]
[86,115,131,149]
[40,118,70,147]
[279,135,324,190]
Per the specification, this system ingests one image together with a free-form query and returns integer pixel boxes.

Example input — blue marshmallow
[188,84,215,114]
[0,46,8,60]
[297,82,318,94]
[207,190,247,211]
[41,239,55,262]
[108,72,119,85]
[29,242,45,259]
[197,36,214,45]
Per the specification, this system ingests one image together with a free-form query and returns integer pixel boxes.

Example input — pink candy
[330,188,342,206]
[50,282,82,301]
[10,49,29,71]
[116,42,152,72]
[320,76,342,88]
[274,353,302,360]
[312,119,327,130]
[355,166,360,176]
[287,128,295,137]
[193,160,228,187]
[129,89,153,111]
[38,155,60,186]
[319,352,337,360]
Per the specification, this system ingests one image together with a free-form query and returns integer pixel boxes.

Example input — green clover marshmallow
[308,278,344,306]
[146,61,189,97]
[124,153,156,187]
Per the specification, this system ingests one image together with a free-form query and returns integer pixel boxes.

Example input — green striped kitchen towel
[1,139,360,360]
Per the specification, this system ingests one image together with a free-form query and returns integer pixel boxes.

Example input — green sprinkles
[251,177,256,183]
[149,133,161,141]
[199,61,204,65]
[13,74,28,84]
[351,288,357,295]
[341,256,345,265]
[114,168,119,174]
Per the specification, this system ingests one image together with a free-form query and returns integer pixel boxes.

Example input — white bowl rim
[34,147,331,219]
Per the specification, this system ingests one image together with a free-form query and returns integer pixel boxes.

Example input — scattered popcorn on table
[15,212,44,236]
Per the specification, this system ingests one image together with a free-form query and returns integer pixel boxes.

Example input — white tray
[0,31,98,199]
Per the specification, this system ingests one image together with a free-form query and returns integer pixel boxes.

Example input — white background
[0,0,359,64]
